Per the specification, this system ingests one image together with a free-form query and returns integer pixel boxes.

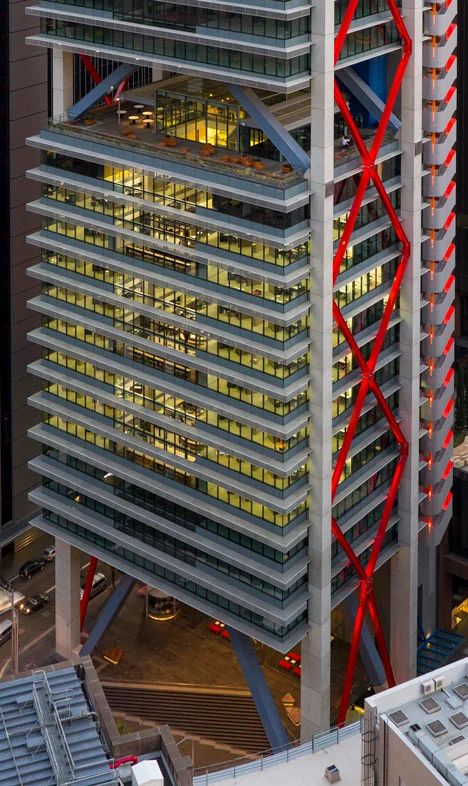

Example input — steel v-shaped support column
[228,627,288,751]
[227,84,311,174]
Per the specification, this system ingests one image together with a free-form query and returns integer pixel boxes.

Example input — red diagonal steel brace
[332,1,412,725]
[80,55,113,106]
[337,454,406,721]
[80,556,98,631]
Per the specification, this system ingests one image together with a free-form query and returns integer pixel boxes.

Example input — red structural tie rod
[333,0,412,725]
[80,556,98,631]
[79,55,113,106]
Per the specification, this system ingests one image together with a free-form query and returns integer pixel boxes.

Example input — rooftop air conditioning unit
[421,680,435,695]
[131,760,164,786]
[325,764,341,783]
[434,676,445,690]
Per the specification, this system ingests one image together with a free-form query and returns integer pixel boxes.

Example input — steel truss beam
[333,0,412,725]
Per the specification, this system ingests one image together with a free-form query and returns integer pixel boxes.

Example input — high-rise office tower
[438,0,467,626]
[0,2,46,552]
[456,0,468,354]
[24,0,455,732]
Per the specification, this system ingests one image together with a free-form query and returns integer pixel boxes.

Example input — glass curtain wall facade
[23,0,455,730]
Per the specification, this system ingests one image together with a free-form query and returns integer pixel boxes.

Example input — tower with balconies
[22,0,455,734]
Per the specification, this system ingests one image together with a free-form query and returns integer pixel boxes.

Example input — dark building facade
[0,1,47,552]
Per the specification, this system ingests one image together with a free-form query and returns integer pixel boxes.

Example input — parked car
[19,593,50,615]
[279,650,301,677]
[80,572,109,601]
[0,620,12,646]
[19,559,46,580]
[43,545,56,562]
[208,620,230,640]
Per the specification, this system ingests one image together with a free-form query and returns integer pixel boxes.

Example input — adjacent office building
[455,0,468,354]
[22,0,456,731]
[193,658,468,786]
[0,1,47,553]
[438,0,468,630]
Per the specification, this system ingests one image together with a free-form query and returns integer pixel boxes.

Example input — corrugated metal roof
[0,666,116,786]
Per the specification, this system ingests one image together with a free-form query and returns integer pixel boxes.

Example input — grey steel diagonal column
[80,574,135,656]
[336,68,401,130]
[227,626,288,751]
[227,84,311,173]
[67,63,137,120]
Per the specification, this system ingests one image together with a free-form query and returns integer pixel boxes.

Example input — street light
[10,588,18,675]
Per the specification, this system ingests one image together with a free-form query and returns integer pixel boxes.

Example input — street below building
[0,534,369,766]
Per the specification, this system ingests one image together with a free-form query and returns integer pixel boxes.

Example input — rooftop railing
[48,111,306,191]
[192,720,362,785]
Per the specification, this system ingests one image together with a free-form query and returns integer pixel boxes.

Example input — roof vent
[427,720,448,738]
[324,765,341,783]
[449,735,465,746]
[450,712,468,730]
[454,682,468,701]
[420,697,441,714]
[410,723,421,732]
[388,710,409,727]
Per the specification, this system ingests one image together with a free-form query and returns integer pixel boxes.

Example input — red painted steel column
[80,556,97,631]
[332,1,412,725]
[79,55,113,106]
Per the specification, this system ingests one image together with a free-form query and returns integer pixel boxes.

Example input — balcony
[334,126,400,179]
[50,104,307,198]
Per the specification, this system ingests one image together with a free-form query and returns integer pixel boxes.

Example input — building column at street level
[55,538,81,659]
[389,0,423,684]
[300,0,335,739]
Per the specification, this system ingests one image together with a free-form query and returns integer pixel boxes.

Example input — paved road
[0,533,112,675]
[0,533,369,733]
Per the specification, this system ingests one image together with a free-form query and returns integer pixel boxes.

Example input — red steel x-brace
[80,55,113,106]
[79,55,130,106]
[333,0,412,725]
